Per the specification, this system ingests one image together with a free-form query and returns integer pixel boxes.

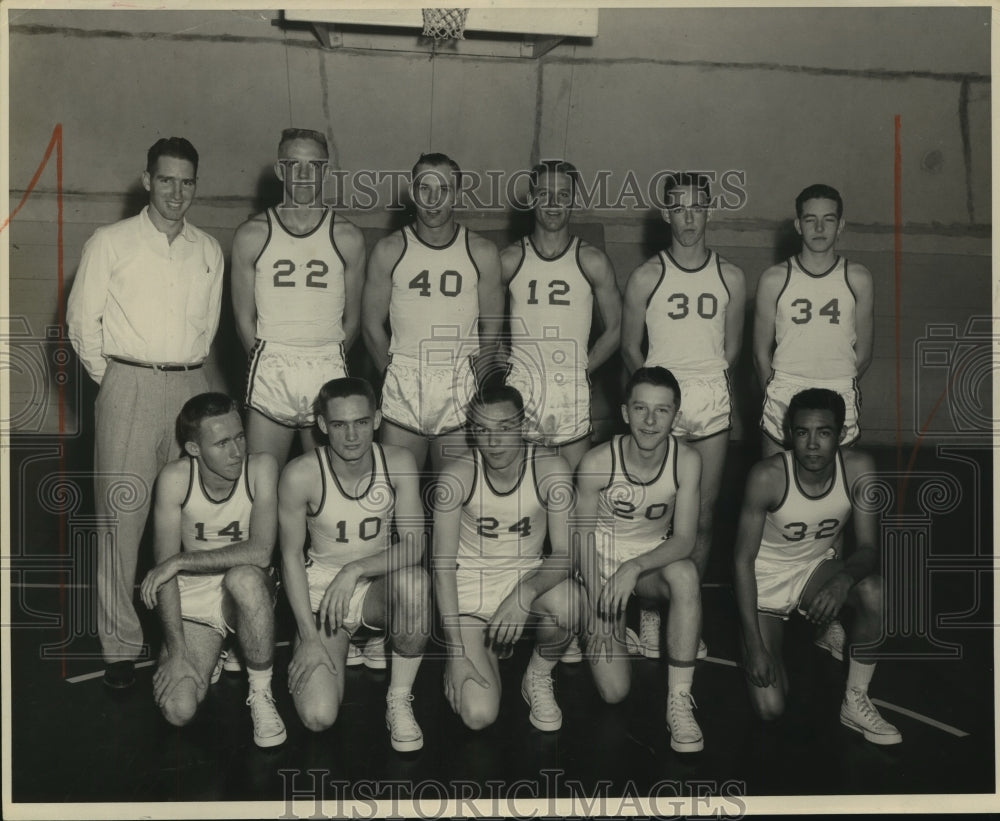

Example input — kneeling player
[279,378,431,752]
[140,393,286,748]
[575,366,705,752]
[433,385,579,732]
[733,388,901,745]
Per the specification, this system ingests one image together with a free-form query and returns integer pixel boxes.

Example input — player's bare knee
[852,574,883,614]
[661,559,700,599]
[161,690,199,727]
[222,564,268,603]
[752,691,785,722]
[595,675,630,705]
[299,699,339,733]
[537,585,576,633]
[391,566,430,613]
[460,694,499,731]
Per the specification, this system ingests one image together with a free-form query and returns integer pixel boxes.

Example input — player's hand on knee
[288,637,336,696]
[153,652,204,707]
[485,595,529,648]
[598,563,639,622]
[805,575,850,625]
[318,568,361,633]
[140,557,181,610]
[444,656,489,714]
[742,645,777,689]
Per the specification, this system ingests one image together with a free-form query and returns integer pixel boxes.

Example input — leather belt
[109,356,203,372]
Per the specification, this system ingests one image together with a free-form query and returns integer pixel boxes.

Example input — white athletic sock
[389,652,421,695]
[846,660,876,693]
[527,647,557,677]
[246,666,272,693]
[667,662,695,694]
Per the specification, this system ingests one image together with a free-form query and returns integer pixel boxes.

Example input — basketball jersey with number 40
[388,224,481,361]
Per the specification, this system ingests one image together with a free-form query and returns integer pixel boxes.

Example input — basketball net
[421,8,469,41]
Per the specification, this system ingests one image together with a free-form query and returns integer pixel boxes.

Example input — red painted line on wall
[3,125,68,678]
[893,114,903,511]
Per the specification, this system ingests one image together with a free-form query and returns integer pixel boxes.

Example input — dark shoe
[103,660,136,690]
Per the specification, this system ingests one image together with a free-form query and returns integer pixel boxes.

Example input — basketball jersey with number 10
[307,443,395,569]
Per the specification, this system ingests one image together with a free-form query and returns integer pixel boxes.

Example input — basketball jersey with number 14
[181,457,254,552]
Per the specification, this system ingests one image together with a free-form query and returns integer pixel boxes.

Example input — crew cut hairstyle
[278,127,329,155]
[529,159,580,195]
[662,171,712,205]
[147,137,199,175]
[175,392,239,447]
[313,377,377,419]
[786,388,847,433]
[795,183,843,219]
[412,152,462,183]
[466,382,526,425]
[624,366,681,407]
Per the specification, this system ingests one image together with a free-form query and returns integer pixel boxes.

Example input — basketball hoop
[421,8,469,41]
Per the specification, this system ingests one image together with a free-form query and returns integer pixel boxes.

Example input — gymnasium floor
[7,441,994,811]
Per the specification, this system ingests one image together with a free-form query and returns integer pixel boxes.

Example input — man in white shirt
[67,137,225,689]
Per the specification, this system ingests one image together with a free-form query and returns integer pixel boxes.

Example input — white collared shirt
[67,206,225,383]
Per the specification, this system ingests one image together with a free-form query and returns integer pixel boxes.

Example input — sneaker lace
[386,692,419,736]
[850,689,888,726]
[640,608,660,643]
[668,691,700,735]
[247,689,282,733]
[527,671,558,713]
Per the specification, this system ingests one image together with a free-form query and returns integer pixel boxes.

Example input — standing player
[433,385,578,732]
[621,172,746,658]
[67,137,224,689]
[754,184,873,659]
[753,184,873,458]
[139,393,286,748]
[232,127,366,469]
[362,153,504,472]
[575,366,705,753]
[732,389,901,745]
[279,378,431,752]
[503,159,622,472]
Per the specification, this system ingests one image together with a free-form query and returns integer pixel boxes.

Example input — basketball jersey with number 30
[645,249,730,376]
[181,457,254,553]
[772,256,857,378]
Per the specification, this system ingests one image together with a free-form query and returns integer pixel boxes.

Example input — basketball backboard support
[283,8,599,58]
